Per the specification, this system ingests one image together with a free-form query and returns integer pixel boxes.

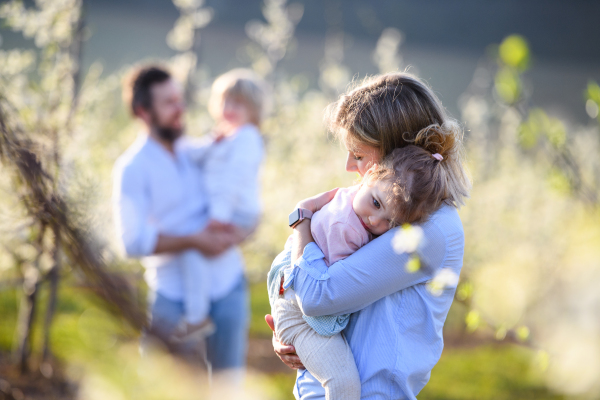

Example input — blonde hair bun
[411,120,461,161]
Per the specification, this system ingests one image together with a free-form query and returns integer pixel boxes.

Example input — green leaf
[499,35,530,71]
[586,81,600,104]
[495,67,521,104]
[466,310,481,333]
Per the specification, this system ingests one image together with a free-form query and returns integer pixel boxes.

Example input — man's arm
[154,229,234,257]
[113,162,236,258]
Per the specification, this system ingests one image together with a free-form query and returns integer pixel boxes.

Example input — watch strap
[289,208,313,228]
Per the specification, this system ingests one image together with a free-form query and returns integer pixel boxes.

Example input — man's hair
[208,69,270,127]
[123,65,172,116]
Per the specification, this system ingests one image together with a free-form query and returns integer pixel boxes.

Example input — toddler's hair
[208,68,269,127]
[370,125,460,225]
[326,72,471,208]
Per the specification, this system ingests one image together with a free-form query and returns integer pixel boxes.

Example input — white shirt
[112,133,244,301]
[191,124,264,225]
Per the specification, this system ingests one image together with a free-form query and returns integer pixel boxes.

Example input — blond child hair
[208,68,269,127]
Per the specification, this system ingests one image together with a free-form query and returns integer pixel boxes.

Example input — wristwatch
[288,208,313,228]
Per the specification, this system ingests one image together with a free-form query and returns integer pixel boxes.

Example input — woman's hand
[265,314,305,370]
[296,188,339,214]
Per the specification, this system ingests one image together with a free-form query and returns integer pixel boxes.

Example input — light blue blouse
[267,238,351,337]
[288,204,465,400]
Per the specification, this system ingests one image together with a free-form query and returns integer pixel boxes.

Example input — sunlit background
[1,0,599,399]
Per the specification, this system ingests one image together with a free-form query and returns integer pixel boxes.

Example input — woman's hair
[208,68,269,127]
[327,72,471,208]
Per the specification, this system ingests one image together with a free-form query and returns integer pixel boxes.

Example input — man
[112,66,250,377]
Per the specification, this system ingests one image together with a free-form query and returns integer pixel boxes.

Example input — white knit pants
[273,296,361,400]
[181,249,211,325]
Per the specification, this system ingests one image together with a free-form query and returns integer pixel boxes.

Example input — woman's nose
[346,153,357,172]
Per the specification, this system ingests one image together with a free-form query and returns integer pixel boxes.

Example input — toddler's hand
[296,188,339,213]
[212,121,234,142]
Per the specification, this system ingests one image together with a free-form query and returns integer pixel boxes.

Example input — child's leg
[181,250,211,325]
[274,297,361,400]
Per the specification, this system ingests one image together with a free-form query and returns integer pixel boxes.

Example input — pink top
[311,185,372,266]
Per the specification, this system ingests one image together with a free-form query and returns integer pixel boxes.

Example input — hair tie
[432,153,443,161]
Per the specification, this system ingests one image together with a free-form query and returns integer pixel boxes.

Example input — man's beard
[150,111,183,142]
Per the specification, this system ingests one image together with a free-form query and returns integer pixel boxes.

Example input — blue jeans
[149,276,249,371]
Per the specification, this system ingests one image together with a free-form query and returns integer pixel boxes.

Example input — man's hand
[191,224,236,257]
[190,219,257,257]
[265,314,304,370]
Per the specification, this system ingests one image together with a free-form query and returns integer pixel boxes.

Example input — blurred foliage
[372,27,403,74]
[460,30,600,399]
[244,0,304,79]
[0,0,599,398]
[519,109,567,149]
[494,35,529,105]
[498,35,530,71]
[585,81,600,122]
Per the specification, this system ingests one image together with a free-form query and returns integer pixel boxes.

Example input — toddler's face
[352,178,395,236]
[222,97,250,127]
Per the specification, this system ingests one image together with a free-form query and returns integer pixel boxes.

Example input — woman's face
[344,141,381,177]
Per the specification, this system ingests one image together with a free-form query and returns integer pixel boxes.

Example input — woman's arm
[292,215,450,317]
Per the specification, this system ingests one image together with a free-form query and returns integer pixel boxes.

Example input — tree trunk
[42,225,61,362]
[14,224,46,374]
[14,266,39,374]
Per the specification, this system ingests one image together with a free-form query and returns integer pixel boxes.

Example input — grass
[249,280,275,338]
[0,281,564,399]
[419,345,563,400]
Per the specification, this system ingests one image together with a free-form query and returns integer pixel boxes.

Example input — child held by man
[177,69,268,339]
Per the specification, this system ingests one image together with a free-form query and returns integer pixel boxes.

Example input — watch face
[289,209,301,227]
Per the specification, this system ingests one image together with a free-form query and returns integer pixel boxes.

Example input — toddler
[178,69,268,338]
[268,144,449,399]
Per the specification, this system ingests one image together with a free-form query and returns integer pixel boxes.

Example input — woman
[266,72,471,399]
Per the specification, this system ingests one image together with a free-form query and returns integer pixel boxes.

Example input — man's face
[148,79,185,142]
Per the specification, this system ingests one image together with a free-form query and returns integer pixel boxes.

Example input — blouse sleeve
[291,212,455,317]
